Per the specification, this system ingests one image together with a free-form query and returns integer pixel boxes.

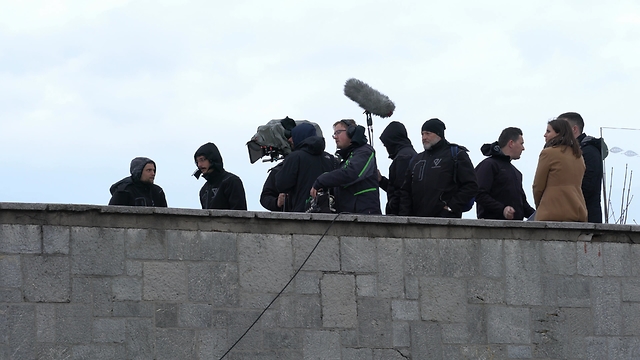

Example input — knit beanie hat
[421,118,446,138]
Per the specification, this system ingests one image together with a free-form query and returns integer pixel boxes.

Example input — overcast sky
[1,0,639,223]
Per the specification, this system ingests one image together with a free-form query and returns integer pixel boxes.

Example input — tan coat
[532,145,587,222]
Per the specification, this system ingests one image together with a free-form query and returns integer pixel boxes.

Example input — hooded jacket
[312,126,381,214]
[260,162,293,211]
[474,142,534,220]
[275,134,338,212]
[578,133,604,223]
[379,121,417,215]
[194,143,247,210]
[399,139,478,218]
[109,157,167,207]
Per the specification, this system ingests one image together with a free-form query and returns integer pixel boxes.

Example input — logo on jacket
[432,158,442,168]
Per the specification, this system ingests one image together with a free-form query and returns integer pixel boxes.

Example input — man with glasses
[310,119,381,214]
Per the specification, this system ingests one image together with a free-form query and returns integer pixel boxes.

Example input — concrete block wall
[1,203,640,359]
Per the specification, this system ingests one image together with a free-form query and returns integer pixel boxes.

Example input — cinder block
[155,329,196,360]
[466,305,486,344]
[507,345,532,358]
[340,329,358,347]
[541,241,576,275]
[486,306,530,343]
[391,300,420,321]
[2,304,36,359]
[292,234,339,271]
[607,337,640,359]
[603,243,631,276]
[341,237,377,273]
[342,347,372,360]
[567,336,607,360]
[0,224,40,254]
[404,238,439,276]
[227,310,262,351]
[113,301,154,317]
[480,239,503,278]
[278,295,322,328]
[321,274,356,328]
[92,278,113,317]
[405,275,419,300]
[441,323,468,344]
[35,344,72,360]
[188,263,211,302]
[622,278,640,302]
[43,226,69,255]
[197,328,228,360]
[142,262,188,301]
[212,262,239,307]
[126,260,143,276]
[356,275,377,297]
[126,319,155,360]
[623,303,640,335]
[72,277,92,303]
[505,240,542,305]
[263,329,302,350]
[577,242,604,276]
[155,303,178,328]
[557,277,590,307]
[125,228,166,260]
[56,304,92,344]
[420,277,466,322]
[377,238,404,298]
[373,348,407,360]
[167,230,237,262]
[294,271,321,294]
[0,288,21,302]
[357,298,392,348]
[303,330,340,360]
[440,239,479,277]
[410,321,442,360]
[393,321,410,347]
[71,227,125,276]
[112,276,142,301]
[178,303,212,328]
[238,233,293,293]
[36,304,56,343]
[23,256,70,302]
[93,318,126,343]
[591,278,622,335]
[0,255,21,287]
[71,344,126,360]
[467,278,504,304]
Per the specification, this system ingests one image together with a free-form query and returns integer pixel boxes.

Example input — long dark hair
[545,119,581,158]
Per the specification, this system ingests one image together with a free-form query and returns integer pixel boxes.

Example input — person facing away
[310,119,381,214]
[378,121,417,215]
[193,142,247,210]
[260,161,292,212]
[557,112,604,223]
[275,123,338,212]
[399,118,478,218]
[532,119,587,222]
[109,157,167,207]
[475,127,535,220]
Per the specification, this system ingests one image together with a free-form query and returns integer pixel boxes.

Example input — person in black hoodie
[109,157,167,207]
[275,123,338,212]
[399,118,477,218]
[193,142,247,210]
[558,112,605,223]
[475,127,535,220]
[311,119,381,214]
[260,162,292,211]
[378,121,417,215]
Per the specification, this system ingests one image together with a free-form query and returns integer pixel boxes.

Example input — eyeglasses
[333,130,346,138]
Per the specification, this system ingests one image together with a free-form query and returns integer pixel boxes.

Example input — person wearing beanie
[378,121,417,215]
[310,119,382,214]
[194,142,247,210]
[399,118,478,218]
[275,123,339,212]
[109,157,168,207]
[475,127,535,220]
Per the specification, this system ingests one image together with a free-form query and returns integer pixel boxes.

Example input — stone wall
[1,203,640,359]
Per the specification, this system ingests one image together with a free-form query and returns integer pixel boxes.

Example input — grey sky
[1,0,639,222]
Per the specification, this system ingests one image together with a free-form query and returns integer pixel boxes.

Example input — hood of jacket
[291,123,317,149]
[130,157,155,182]
[193,142,224,179]
[296,135,326,156]
[380,121,412,159]
[480,141,511,161]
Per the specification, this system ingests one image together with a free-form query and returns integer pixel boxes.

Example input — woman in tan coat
[532,119,588,222]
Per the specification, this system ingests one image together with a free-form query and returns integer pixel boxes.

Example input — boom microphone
[344,78,395,118]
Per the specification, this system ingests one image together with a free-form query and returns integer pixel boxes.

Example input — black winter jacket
[379,123,417,215]
[399,139,478,218]
[474,142,535,220]
[313,143,381,214]
[275,136,338,212]
[109,177,167,207]
[199,171,247,210]
[578,133,604,223]
[260,162,292,211]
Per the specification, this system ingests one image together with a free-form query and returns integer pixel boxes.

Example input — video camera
[246,116,324,164]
